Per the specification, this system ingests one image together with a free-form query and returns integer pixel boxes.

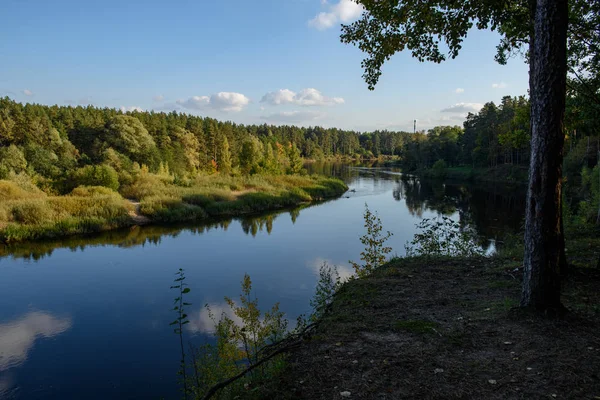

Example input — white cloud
[492,82,507,89]
[261,110,325,123]
[120,106,144,113]
[0,311,71,371]
[309,12,338,30]
[308,0,364,30]
[261,88,344,107]
[441,103,483,113]
[308,257,355,282]
[176,95,210,110]
[186,302,243,335]
[261,89,297,105]
[455,88,465,94]
[22,89,33,96]
[152,95,164,102]
[209,92,251,112]
[177,92,250,112]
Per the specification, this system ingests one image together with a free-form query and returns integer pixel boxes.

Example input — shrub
[11,200,53,225]
[405,216,484,257]
[0,179,45,201]
[350,204,393,277]
[69,186,117,197]
[71,165,120,191]
[431,159,448,179]
[120,172,167,200]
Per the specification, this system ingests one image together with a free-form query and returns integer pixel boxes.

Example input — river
[0,164,526,399]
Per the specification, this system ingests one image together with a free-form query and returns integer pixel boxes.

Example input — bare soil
[265,257,600,399]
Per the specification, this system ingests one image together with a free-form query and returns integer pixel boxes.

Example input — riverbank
[0,174,347,243]
[265,226,600,399]
[415,164,529,185]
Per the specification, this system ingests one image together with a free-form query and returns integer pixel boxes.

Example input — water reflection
[0,204,317,261]
[0,164,529,399]
[186,303,243,335]
[0,311,71,371]
[308,257,355,282]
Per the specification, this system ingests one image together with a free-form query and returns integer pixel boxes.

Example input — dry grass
[0,180,134,243]
[0,173,347,242]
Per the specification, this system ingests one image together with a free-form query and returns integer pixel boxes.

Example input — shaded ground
[264,253,600,399]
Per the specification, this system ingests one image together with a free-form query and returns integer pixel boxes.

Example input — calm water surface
[0,165,526,399]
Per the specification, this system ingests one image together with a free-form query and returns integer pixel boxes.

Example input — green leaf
[182,288,191,294]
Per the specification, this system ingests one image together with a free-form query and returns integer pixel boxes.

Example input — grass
[394,319,440,334]
[0,172,348,243]
[0,180,134,243]
[122,172,347,222]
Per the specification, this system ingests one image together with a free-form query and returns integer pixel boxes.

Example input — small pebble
[340,391,351,397]
[488,379,497,385]
[352,360,358,364]
[527,367,532,371]
[434,368,444,374]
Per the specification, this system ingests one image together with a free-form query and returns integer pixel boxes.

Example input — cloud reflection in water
[0,311,72,371]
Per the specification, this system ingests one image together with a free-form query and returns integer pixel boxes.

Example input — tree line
[0,97,421,193]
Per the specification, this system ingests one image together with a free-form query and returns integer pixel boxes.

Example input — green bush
[431,159,448,179]
[71,165,120,191]
[405,216,484,257]
[69,185,117,197]
[11,200,53,225]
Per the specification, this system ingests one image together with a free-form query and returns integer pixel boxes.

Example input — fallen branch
[199,293,338,400]
[200,323,317,400]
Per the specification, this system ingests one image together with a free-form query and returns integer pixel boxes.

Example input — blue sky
[1,0,529,131]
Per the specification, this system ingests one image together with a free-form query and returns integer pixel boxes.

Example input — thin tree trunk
[521,0,568,309]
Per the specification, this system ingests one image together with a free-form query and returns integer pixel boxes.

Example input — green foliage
[287,143,304,175]
[431,159,448,179]
[239,137,262,175]
[217,136,232,175]
[405,216,485,257]
[170,268,191,397]
[310,262,342,321]
[180,274,289,399]
[71,165,120,191]
[105,115,156,163]
[10,200,53,225]
[350,204,393,277]
[0,181,133,243]
[0,144,27,178]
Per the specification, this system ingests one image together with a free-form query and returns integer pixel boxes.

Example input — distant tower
[413,119,417,134]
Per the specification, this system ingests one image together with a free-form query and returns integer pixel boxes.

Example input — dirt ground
[264,256,600,399]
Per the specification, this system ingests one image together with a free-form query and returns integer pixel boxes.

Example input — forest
[0,83,598,242]
[1,18,599,240]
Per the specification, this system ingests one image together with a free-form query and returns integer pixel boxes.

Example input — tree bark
[521,0,568,309]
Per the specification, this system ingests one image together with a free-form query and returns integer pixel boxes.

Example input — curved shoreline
[0,175,348,244]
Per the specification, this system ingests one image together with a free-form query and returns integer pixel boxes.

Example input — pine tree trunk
[521,0,568,309]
